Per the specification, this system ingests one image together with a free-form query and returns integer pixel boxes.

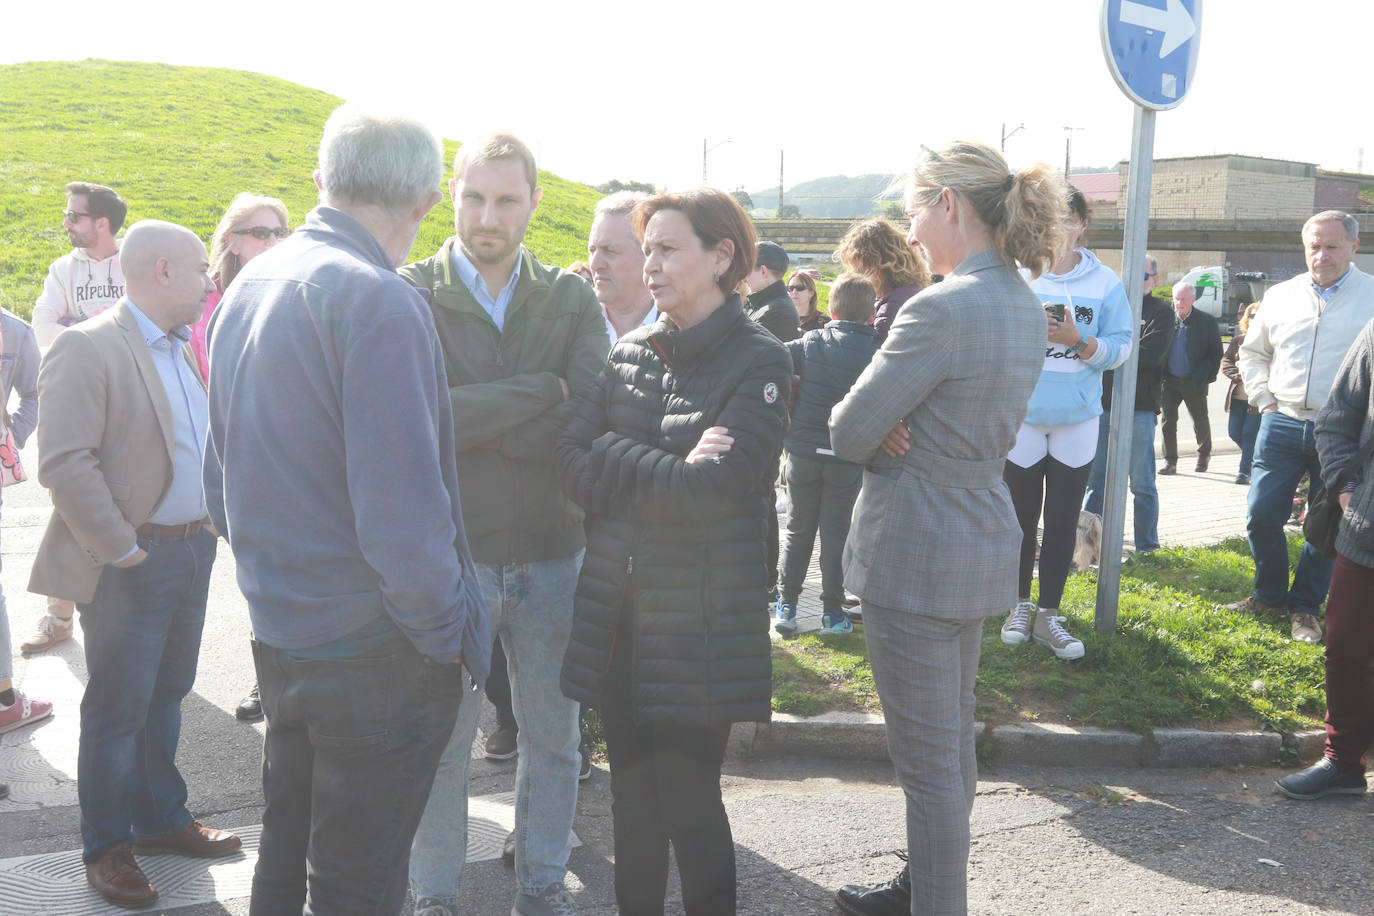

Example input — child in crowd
[775,273,881,635]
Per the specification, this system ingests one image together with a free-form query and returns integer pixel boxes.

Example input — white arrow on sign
[1120,0,1196,58]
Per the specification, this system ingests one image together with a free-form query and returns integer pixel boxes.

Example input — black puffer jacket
[747,280,800,341]
[798,309,829,333]
[556,296,791,727]
[783,320,879,462]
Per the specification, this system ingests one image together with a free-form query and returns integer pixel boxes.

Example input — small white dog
[1073,510,1103,570]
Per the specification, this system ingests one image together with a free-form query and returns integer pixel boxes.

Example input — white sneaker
[1000,600,1036,645]
[1033,609,1085,660]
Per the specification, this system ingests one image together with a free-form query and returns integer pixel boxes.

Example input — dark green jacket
[401,239,609,564]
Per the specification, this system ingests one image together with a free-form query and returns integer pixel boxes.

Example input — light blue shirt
[126,299,207,525]
[1313,265,1354,302]
[451,244,521,331]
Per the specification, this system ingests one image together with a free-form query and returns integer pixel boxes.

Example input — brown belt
[136,521,205,539]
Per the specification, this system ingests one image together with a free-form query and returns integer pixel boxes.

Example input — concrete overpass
[752,216,1319,258]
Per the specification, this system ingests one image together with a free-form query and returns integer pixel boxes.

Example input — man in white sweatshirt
[19,181,128,658]
[31,182,128,348]
[1234,211,1374,643]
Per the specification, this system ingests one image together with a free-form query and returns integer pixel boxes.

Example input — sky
[4,0,1371,195]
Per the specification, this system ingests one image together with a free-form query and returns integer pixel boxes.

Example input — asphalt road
[3,396,1372,915]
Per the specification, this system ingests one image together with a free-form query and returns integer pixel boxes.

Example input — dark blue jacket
[783,320,879,463]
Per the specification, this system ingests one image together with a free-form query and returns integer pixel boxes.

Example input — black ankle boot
[835,855,911,916]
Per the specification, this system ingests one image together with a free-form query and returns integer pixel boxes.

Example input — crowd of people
[1,105,1372,916]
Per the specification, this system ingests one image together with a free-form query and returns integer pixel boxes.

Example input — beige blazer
[28,301,205,603]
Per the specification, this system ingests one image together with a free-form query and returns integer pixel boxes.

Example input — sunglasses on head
[235,226,292,241]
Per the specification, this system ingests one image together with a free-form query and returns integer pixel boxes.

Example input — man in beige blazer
[29,221,240,909]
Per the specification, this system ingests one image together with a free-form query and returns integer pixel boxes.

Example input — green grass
[773,534,1327,733]
[771,631,879,717]
[0,60,599,318]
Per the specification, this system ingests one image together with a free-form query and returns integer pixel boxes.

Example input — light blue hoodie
[1024,247,1133,427]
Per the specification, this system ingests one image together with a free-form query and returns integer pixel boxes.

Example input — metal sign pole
[1095,103,1156,633]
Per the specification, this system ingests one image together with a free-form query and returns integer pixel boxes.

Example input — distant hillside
[750,173,900,219]
[0,60,600,318]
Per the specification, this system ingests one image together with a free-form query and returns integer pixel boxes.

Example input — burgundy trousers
[1323,553,1374,772]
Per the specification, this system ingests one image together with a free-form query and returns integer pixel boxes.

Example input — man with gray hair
[589,190,656,341]
[203,105,490,915]
[1233,210,1374,643]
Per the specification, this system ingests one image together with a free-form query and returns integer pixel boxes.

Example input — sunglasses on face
[63,209,92,222]
[235,226,292,241]
[787,285,810,292]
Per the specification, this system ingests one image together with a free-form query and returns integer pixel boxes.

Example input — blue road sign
[1100,0,1202,110]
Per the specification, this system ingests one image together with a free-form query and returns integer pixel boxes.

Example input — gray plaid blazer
[831,248,1046,618]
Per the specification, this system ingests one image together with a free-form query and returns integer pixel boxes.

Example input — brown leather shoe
[86,843,158,908]
[133,820,242,858]
[1195,457,1209,472]
[1159,463,1177,475]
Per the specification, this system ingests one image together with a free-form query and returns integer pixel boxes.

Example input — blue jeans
[1228,401,1261,477]
[248,636,465,915]
[410,552,583,905]
[1246,412,1334,612]
[76,528,216,861]
[1083,409,1161,551]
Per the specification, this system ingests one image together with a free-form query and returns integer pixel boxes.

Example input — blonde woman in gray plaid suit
[829,141,1066,916]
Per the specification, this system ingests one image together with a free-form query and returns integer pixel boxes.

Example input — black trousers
[600,619,735,915]
[1161,374,1212,464]
[1005,457,1093,610]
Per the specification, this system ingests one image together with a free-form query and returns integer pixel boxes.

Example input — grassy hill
[750,173,901,219]
[0,60,600,319]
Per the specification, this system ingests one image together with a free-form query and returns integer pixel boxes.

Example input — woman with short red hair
[557,189,790,915]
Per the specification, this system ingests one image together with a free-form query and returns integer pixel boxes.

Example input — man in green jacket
[406,132,608,916]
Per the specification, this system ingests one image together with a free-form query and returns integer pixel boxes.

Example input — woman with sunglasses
[786,271,828,332]
[191,194,291,380]
[191,193,289,724]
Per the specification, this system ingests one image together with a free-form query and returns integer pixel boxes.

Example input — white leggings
[1006,415,1100,470]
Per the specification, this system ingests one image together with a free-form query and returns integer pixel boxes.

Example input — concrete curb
[731,716,1326,770]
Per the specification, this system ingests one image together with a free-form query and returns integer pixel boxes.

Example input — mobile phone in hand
[1044,302,1065,322]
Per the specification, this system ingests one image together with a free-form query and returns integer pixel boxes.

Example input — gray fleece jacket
[1315,316,1374,566]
